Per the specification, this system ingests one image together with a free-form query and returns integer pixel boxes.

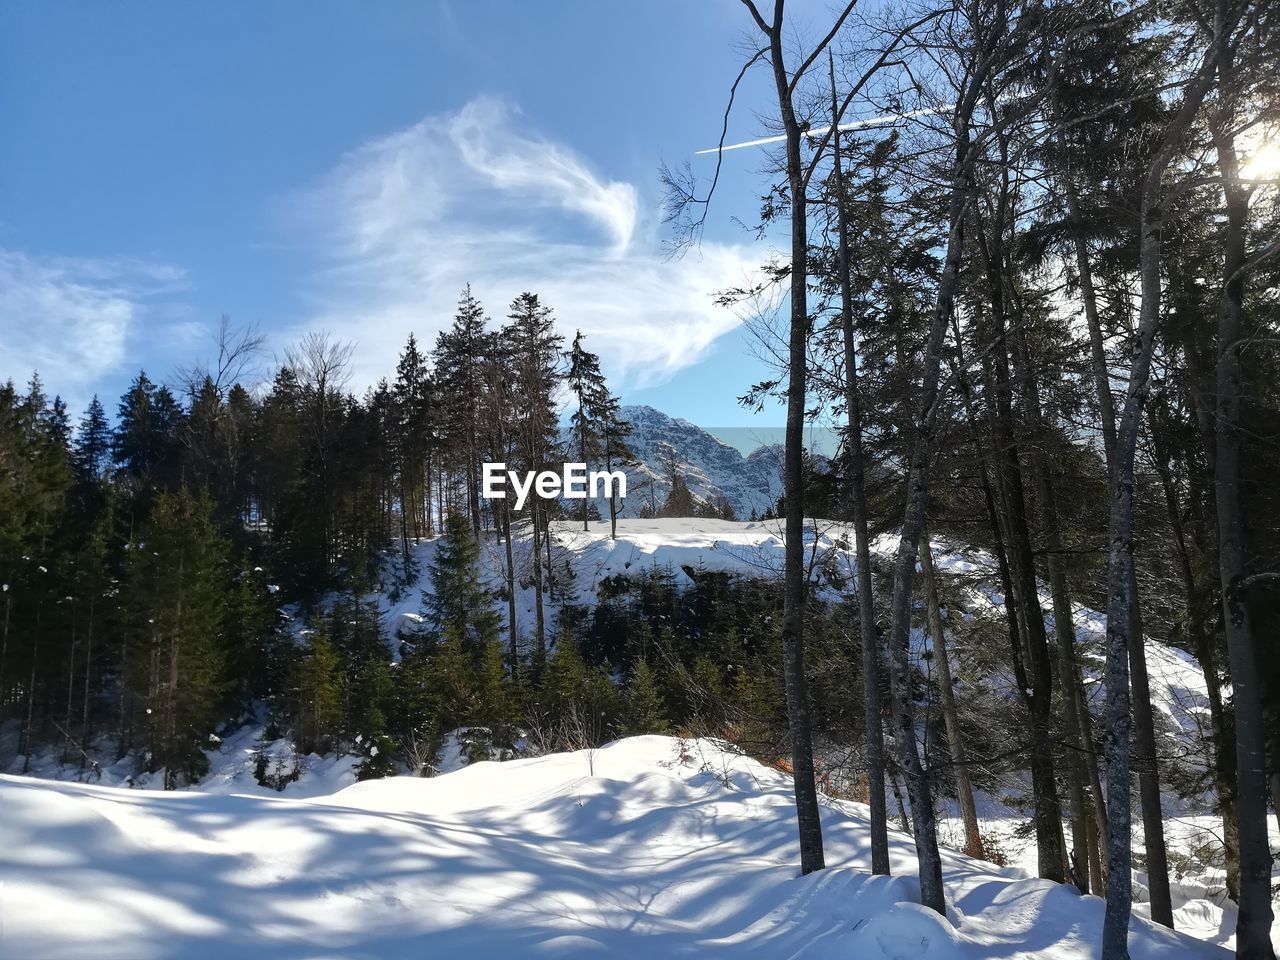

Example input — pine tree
[565,330,607,531]
[121,488,228,787]
[435,286,489,534]
[504,292,564,669]
[425,512,500,657]
[618,659,667,736]
[72,396,112,487]
[292,629,342,756]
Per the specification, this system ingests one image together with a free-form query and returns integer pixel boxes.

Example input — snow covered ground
[0,736,1239,959]
[3,518,1272,955]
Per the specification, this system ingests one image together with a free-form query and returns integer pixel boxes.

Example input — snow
[0,736,1235,959]
[5,518,1271,955]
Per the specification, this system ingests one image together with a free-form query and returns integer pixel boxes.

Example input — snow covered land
[3,518,1272,957]
[0,735,1241,959]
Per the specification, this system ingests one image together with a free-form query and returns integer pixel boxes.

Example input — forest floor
[0,735,1262,959]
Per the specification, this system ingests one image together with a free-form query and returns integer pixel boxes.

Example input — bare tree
[178,315,267,400]
[284,331,356,574]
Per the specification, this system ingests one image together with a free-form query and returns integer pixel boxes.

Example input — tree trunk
[1211,110,1277,960]
[829,55,890,875]
[1151,408,1241,902]
[63,601,77,764]
[973,188,1066,882]
[1009,306,1093,891]
[22,603,42,773]
[82,594,95,755]
[921,532,983,860]
[1098,30,1231,954]
[502,503,519,678]
[531,505,546,672]
[768,21,826,875]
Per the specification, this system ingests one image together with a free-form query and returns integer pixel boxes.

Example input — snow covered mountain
[607,405,784,518]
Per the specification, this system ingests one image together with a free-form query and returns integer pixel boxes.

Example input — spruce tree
[619,659,667,736]
[121,488,228,787]
[292,629,342,756]
[426,511,500,658]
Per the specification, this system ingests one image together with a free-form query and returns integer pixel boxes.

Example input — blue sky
[0,1,824,428]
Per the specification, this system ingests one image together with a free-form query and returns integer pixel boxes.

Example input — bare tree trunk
[22,604,42,773]
[81,594,95,755]
[829,53,890,876]
[921,532,983,860]
[1100,42,1223,952]
[531,504,546,672]
[735,0,838,877]
[1151,407,1241,902]
[501,501,519,678]
[1211,105,1277,960]
[63,600,77,764]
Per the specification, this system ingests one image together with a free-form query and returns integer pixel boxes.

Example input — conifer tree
[292,630,342,756]
[426,512,500,658]
[122,488,228,787]
[435,286,489,534]
[619,659,667,736]
[504,293,563,669]
[72,396,112,487]
[566,330,607,531]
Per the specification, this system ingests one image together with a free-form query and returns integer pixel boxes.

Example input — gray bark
[1100,38,1223,957]
[829,54,891,876]
[1211,101,1277,960]
[742,0,832,874]
[921,532,984,860]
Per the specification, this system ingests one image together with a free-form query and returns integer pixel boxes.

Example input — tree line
[0,287,642,783]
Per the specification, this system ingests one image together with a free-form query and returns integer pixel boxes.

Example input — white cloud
[0,251,186,406]
[288,96,760,392]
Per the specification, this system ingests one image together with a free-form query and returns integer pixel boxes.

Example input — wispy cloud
[0,251,187,407]
[288,96,759,392]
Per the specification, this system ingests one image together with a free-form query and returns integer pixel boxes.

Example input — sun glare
[1240,140,1280,181]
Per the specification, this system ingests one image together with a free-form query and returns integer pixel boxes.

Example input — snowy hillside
[599,405,784,518]
[0,735,1232,960]
[382,517,1215,747]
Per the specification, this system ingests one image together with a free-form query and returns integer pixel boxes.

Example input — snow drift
[0,736,1231,959]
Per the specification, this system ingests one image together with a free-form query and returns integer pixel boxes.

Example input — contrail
[695,105,951,155]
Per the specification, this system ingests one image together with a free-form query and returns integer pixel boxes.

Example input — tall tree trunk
[829,54,890,875]
[531,504,546,672]
[63,600,77,764]
[1211,108,1277,960]
[921,531,983,860]
[878,53,997,910]
[1009,303,1093,890]
[1127,581,1173,927]
[22,603,42,773]
[1151,406,1241,902]
[766,14,825,875]
[0,592,10,716]
[501,503,519,678]
[82,594,95,755]
[1100,44,1223,952]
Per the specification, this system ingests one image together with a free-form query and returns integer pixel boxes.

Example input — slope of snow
[0,736,1231,960]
